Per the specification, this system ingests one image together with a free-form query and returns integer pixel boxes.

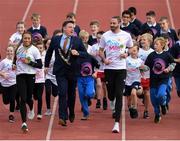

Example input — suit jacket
[45,35,87,78]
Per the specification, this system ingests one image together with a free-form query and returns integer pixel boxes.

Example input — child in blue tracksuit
[76,54,99,120]
[145,37,175,123]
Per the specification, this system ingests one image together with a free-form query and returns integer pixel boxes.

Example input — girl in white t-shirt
[9,21,26,110]
[0,46,17,123]
[8,21,25,49]
[44,38,58,116]
[33,42,46,120]
[14,31,42,133]
[138,33,154,118]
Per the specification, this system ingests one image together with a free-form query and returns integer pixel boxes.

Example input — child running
[138,33,154,118]
[33,42,46,120]
[124,42,145,118]
[0,46,17,122]
[44,38,58,116]
[87,31,108,110]
[76,53,100,120]
[145,37,175,123]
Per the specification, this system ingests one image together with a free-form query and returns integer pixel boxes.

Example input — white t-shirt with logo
[16,45,41,75]
[9,32,22,44]
[100,30,133,69]
[126,56,143,86]
[138,48,154,78]
[87,43,104,71]
[45,51,57,85]
[0,58,16,87]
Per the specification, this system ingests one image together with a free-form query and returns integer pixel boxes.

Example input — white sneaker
[37,114,42,120]
[44,109,52,116]
[28,109,35,120]
[112,122,119,133]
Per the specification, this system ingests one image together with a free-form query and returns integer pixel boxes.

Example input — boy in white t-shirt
[8,21,25,49]
[88,31,108,110]
[138,33,154,118]
[124,42,146,119]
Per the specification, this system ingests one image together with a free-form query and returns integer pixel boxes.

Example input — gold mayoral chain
[58,45,72,65]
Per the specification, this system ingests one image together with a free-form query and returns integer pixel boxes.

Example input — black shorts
[123,82,141,96]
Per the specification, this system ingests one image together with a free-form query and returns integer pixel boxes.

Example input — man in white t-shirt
[99,16,133,133]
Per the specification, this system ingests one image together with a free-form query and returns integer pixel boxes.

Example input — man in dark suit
[45,20,87,126]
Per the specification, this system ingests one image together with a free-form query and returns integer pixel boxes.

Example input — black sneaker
[143,111,149,119]
[161,105,167,115]
[129,108,138,119]
[154,115,161,123]
[96,99,101,108]
[103,97,107,110]
[133,108,138,118]
[9,115,15,123]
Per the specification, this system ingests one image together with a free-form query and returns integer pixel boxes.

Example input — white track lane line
[73,0,79,14]
[46,96,58,141]
[22,0,34,21]
[122,96,126,141]
[166,0,175,29]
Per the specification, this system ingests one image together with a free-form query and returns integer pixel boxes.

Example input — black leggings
[16,74,35,123]
[2,84,17,112]
[104,69,126,122]
[33,83,44,115]
[45,79,58,109]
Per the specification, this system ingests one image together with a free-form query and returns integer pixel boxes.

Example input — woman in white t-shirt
[13,31,42,133]
[8,21,25,49]
[0,46,17,123]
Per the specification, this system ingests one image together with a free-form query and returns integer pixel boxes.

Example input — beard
[110,25,119,32]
